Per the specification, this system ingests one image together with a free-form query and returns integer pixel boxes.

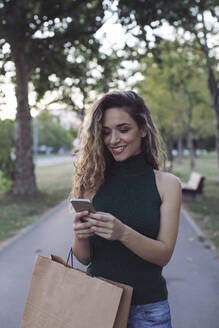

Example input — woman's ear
[141,127,147,138]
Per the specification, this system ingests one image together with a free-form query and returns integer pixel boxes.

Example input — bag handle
[66,247,94,277]
[51,248,94,276]
[66,247,74,268]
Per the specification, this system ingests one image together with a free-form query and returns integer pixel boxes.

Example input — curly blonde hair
[72,90,167,199]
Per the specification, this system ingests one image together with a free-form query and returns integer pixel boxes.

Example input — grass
[0,162,74,244]
[172,152,219,251]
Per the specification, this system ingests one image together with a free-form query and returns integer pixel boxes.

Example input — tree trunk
[11,53,38,196]
[177,133,183,164]
[167,138,174,162]
[207,66,219,181]
[216,111,219,183]
[187,131,195,171]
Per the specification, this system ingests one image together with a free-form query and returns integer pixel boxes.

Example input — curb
[0,200,67,254]
[181,207,205,241]
[181,206,219,258]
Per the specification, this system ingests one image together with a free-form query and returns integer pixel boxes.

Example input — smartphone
[70,198,96,213]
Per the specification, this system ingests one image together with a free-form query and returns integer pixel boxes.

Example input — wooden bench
[181,172,205,199]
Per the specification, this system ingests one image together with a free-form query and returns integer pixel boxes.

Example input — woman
[72,90,181,328]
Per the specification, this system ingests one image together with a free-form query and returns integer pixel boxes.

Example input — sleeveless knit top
[87,153,168,305]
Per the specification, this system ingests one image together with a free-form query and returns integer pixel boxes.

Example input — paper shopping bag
[51,253,133,328]
[20,255,133,328]
[100,277,133,328]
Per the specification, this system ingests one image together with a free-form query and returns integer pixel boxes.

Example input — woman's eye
[102,128,129,136]
[102,130,110,136]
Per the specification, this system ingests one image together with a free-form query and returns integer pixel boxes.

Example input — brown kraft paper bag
[20,255,133,328]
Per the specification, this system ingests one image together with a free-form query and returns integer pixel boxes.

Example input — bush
[0,170,12,194]
[0,119,15,179]
[37,110,75,152]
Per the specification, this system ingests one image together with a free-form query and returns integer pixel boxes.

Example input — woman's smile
[110,145,127,156]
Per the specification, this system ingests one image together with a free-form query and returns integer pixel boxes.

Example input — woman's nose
[110,131,120,144]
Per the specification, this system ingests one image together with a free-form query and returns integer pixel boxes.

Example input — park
[0,1,219,328]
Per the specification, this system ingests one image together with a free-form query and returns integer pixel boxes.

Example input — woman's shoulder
[154,169,182,201]
[154,169,181,185]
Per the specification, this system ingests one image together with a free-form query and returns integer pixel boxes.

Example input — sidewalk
[0,202,219,328]
[35,155,74,167]
[164,209,219,328]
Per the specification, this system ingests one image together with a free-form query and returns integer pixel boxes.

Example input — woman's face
[102,107,146,162]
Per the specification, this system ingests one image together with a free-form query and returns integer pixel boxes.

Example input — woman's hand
[73,210,95,240]
[87,212,126,241]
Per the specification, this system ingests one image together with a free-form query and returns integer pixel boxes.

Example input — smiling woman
[71,90,181,328]
[73,90,166,198]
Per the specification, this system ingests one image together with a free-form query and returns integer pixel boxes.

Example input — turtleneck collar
[109,152,152,176]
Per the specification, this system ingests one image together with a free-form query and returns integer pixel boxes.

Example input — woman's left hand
[87,212,126,241]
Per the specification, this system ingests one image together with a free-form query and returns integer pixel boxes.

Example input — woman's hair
[72,90,167,199]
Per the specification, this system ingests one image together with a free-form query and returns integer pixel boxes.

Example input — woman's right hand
[73,210,95,240]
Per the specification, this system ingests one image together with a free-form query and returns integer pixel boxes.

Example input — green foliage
[0,0,120,109]
[136,40,214,146]
[0,0,123,195]
[116,1,216,30]
[37,110,74,151]
[0,119,15,179]
[0,119,15,146]
[0,170,12,194]
[117,1,218,122]
[68,127,78,140]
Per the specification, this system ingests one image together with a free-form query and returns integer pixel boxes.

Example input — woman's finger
[87,218,112,228]
[91,226,110,234]
[89,212,110,222]
[76,228,94,234]
[74,210,89,222]
[73,221,92,230]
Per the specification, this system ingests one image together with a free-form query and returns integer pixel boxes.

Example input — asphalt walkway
[35,155,74,167]
[0,201,219,328]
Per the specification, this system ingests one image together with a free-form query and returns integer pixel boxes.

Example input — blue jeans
[127,300,172,328]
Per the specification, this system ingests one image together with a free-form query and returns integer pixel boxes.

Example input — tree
[37,110,74,152]
[136,40,214,169]
[47,48,124,118]
[0,0,107,196]
[116,0,219,178]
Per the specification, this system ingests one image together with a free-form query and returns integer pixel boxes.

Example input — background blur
[0,2,218,327]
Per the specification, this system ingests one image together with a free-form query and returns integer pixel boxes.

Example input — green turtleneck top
[87,153,168,305]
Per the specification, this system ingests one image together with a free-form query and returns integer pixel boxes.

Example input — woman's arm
[72,210,94,266]
[88,172,182,267]
[120,172,181,266]
[72,235,92,266]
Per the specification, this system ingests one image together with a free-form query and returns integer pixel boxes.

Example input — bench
[181,172,205,199]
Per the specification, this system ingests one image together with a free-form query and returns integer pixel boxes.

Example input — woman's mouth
[110,145,127,155]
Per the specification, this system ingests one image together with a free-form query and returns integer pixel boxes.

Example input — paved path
[35,155,74,167]
[0,202,219,328]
